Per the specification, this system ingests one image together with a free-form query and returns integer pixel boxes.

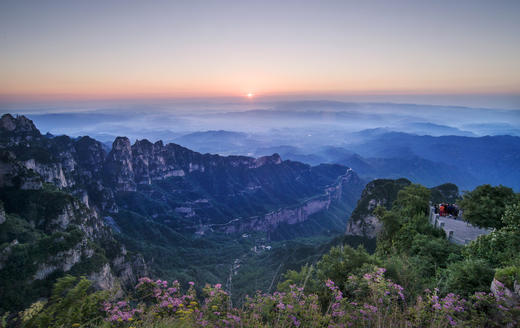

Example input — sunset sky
[1,0,519,104]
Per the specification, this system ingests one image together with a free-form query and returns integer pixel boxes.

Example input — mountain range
[1,110,519,313]
[175,128,520,191]
[0,113,366,312]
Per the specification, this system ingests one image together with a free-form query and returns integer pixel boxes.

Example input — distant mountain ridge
[164,122,520,191]
[347,132,520,190]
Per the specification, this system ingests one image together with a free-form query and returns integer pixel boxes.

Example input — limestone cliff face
[0,115,116,214]
[217,197,333,234]
[104,138,284,191]
[210,169,363,234]
[0,187,147,286]
[23,158,69,188]
[346,178,411,238]
[104,137,136,191]
[0,115,148,306]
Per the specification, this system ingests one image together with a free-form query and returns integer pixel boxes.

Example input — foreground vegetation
[3,183,520,327]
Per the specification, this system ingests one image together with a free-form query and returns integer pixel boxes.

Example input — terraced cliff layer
[211,169,362,234]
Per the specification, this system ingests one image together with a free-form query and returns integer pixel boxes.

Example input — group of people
[434,203,460,218]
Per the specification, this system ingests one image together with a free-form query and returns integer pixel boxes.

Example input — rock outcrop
[346,178,411,237]
[491,278,520,307]
[430,183,460,204]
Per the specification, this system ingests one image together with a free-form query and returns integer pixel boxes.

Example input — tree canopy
[459,184,518,229]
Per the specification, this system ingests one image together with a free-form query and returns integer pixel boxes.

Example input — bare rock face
[346,178,411,238]
[251,153,282,168]
[33,240,87,280]
[345,214,382,237]
[218,197,332,234]
[0,114,37,134]
[112,252,149,288]
[23,158,69,188]
[105,137,136,191]
[89,263,116,291]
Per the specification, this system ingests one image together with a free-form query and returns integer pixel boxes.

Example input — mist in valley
[4,98,520,191]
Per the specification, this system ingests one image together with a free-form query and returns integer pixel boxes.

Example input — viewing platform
[429,206,492,245]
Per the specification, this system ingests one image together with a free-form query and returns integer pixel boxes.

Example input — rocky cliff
[214,168,362,234]
[0,115,147,312]
[346,178,412,237]
[0,185,148,312]
[1,115,365,233]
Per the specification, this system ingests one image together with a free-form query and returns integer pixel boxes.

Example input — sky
[1,0,519,108]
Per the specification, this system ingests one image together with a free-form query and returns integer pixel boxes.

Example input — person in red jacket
[439,204,445,217]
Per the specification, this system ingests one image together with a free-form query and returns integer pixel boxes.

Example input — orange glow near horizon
[2,71,520,102]
[1,2,519,103]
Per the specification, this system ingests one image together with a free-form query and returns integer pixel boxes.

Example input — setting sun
[247,93,254,98]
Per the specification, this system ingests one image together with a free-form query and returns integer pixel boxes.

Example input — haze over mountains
[11,100,520,191]
[9,100,518,138]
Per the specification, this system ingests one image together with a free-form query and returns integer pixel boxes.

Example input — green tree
[459,184,517,229]
[23,275,109,328]
[316,245,378,290]
[393,184,431,218]
[464,200,520,267]
[442,259,495,297]
[501,200,520,231]
[375,184,434,256]
[278,244,378,309]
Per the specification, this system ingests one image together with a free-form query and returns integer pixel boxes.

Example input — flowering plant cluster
[240,285,322,327]
[101,268,519,328]
[409,288,466,327]
[103,300,143,324]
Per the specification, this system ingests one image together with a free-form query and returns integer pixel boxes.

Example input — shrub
[495,266,520,290]
[442,260,495,297]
